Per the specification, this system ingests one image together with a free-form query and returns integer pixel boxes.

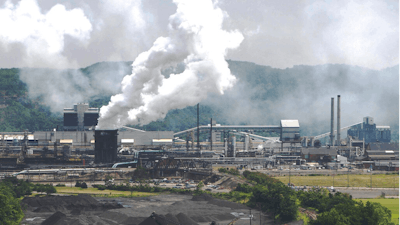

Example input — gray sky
[0,0,398,70]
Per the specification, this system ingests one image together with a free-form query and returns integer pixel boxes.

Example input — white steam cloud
[97,0,243,129]
[0,0,92,68]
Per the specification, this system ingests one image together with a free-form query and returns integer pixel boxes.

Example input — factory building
[31,130,173,148]
[118,130,173,146]
[347,117,391,144]
[280,120,301,142]
[63,103,99,131]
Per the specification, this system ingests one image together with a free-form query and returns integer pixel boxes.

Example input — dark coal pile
[22,194,264,225]
[138,212,198,225]
[41,211,66,225]
[192,193,249,210]
[165,213,180,224]
[175,213,198,225]
[22,194,122,213]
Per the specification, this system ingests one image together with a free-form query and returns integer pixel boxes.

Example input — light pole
[347,167,350,187]
[370,169,372,188]
[249,209,252,225]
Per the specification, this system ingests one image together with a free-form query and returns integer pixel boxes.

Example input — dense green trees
[0,178,59,224]
[242,171,299,222]
[0,177,29,225]
[0,68,62,132]
[311,201,394,225]
[0,185,24,225]
[218,167,240,176]
[296,187,395,225]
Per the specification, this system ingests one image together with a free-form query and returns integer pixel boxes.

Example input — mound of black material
[138,214,169,225]
[176,213,198,225]
[165,213,180,224]
[122,216,147,225]
[70,208,81,215]
[23,194,122,213]
[41,211,66,225]
[191,193,248,210]
[191,193,214,201]
[138,212,199,225]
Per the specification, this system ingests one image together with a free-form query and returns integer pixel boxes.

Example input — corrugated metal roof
[280,120,299,128]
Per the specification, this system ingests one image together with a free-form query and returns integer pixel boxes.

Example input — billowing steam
[0,0,92,68]
[97,0,243,129]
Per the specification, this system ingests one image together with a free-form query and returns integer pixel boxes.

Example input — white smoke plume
[97,0,243,129]
[0,0,92,68]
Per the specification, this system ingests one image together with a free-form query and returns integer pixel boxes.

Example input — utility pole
[249,209,252,225]
[347,167,350,187]
[370,165,372,188]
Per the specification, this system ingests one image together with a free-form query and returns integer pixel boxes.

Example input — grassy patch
[275,174,399,188]
[55,187,158,197]
[358,198,399,225]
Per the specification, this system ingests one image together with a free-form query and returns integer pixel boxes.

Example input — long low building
[1,130,174,147]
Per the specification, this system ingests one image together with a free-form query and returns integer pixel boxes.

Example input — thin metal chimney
[210,118,213,151]
[337,95,341,146]
[330,97,335,146]
[197,103,200,150]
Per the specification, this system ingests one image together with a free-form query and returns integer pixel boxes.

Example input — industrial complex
[0,97,398,181]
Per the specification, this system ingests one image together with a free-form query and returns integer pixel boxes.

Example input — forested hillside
[0,61,398,142]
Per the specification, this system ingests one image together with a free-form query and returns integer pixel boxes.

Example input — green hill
[0,61,398,142]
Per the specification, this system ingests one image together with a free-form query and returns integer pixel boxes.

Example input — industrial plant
[0,95,397,181]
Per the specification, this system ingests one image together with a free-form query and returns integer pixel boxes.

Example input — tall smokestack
[330,97,335,146]
[197,103,200,150]
[210,118,213,151]
[337,95,341,146]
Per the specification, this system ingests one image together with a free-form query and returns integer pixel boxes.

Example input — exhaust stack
[337,95,341,146]
[330,97,335,146]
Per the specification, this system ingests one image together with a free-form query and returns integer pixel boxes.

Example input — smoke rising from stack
[96,0,244,129]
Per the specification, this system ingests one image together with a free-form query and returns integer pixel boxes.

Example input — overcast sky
[0,0,398,70]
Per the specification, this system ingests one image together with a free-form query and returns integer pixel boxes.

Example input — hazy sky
[0,0,398,70]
